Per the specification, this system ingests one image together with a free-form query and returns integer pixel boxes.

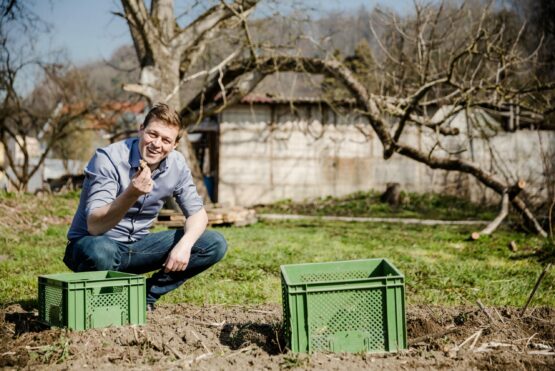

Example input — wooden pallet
[156,206,257,228]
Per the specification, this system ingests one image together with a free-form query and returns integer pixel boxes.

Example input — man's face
[138,119,179,168]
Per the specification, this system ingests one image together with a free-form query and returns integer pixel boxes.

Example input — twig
[456,329,483,350]
[225,345,255,358]
[528,350,555,355]
[25,345,51,350]
[275,327,283,354]
[525,333,537,350]
[521,263,552,317]
[469,329,483,350]
[247,309,276,314]
[164,343,185,360]
[220,0,257,61]
[164,50,239,103]
[408,326,459,346]
[132,326,139,344]
[190,329,211,353]
[508,241,518,252]
[476,300,496,323]
[184,352,213,367]
[525,315,555,324]
[529,343,553,351]
[492,308,505,323]
[189,319,226,328]
[475,342,515,353]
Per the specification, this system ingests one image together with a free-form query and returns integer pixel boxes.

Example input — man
[64,103,226,310]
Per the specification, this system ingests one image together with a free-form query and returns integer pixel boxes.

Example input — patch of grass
[1,192,553,310]
[164,220,553,307]
[255,190,498,220]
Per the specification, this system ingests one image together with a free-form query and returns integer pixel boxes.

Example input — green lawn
[0,192,553,308]
[254,190,500,221]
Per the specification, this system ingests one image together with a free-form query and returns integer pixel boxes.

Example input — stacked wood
[156,206,257,228]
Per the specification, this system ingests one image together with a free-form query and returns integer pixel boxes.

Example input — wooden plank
[155,206,257,227]
[158,209,177,216]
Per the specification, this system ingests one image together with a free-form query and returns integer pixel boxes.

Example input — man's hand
[161,208,208,273]
[163,244,192,272]
[128,164,153,197]
[86,162,154,236]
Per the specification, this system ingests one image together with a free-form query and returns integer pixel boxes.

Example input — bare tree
[177,2,553,236]
[0,0,96,191]
[0,65,98,191]
[116,1,553,235]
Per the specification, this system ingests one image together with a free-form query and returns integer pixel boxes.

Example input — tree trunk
[381,183,402,207]
[120,0,260,204]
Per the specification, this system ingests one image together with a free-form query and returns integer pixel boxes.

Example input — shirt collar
[129,138,141,169]
[129,137,170,173]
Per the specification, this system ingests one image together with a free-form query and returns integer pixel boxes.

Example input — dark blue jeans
[63,230,227,304]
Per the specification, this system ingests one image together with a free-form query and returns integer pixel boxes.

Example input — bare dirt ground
[1,303,554,370]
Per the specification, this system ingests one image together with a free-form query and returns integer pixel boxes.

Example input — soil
[1,303,554,370]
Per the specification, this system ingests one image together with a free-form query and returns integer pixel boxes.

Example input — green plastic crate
[281,258,406,353]
[38,271,146,330]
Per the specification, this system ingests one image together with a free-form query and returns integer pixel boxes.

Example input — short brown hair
[142,103,183,141]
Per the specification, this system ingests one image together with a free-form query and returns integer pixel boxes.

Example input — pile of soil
[1,303,554,370]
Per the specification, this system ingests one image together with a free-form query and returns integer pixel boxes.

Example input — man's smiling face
[138,119,179,169]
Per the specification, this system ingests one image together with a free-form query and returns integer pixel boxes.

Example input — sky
[31,0,412,65]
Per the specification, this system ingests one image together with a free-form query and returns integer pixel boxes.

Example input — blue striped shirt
[67,138,203,242]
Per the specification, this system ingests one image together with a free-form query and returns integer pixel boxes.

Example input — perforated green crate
[280,258,406,353]
[38,271,146,330]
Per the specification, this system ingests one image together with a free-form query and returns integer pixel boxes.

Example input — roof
[240,93,356,106]
[84,101,147,131]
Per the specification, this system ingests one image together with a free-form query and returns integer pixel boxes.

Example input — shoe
[146,303,156,312]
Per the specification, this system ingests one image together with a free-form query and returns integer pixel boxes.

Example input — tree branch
[122,83,159,102]
[180,54,548,236]
[167,50,240,103]
[171,0,259,53]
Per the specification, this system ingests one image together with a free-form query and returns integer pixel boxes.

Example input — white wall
[218,105,555,206]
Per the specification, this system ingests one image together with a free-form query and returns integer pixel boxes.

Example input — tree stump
[381,182,402,207]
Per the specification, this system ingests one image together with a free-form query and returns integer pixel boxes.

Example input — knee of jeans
[210,231,227,261]
[87,239,119,270]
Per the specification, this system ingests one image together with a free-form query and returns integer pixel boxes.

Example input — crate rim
[280,257,404,285]
[38,270,142,282]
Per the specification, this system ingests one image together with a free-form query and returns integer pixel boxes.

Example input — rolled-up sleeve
[173,163,203,217]
[84,150,120,216]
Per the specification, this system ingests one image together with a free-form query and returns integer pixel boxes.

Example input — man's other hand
[163,244,191,272]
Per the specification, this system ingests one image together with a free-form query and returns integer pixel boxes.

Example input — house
[191,91,555,207]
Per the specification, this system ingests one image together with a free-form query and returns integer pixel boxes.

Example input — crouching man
[63,103,226,310]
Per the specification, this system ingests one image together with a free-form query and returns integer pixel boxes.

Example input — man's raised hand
[129,162,153,197]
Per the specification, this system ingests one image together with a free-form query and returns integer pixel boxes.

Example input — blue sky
[31,0,411,65]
